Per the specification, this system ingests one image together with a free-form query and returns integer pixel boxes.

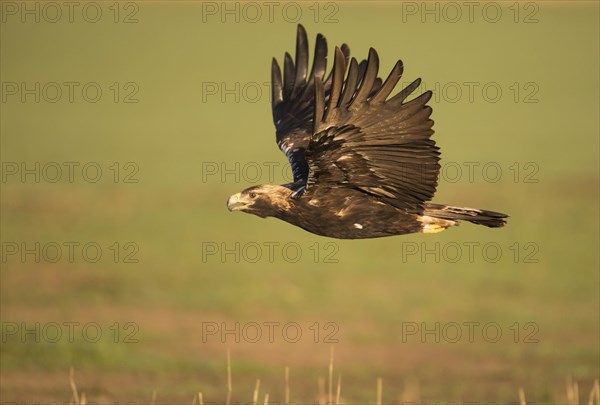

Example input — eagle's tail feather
[422,203,508,229]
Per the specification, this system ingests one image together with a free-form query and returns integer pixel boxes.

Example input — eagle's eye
[249,192,257,198]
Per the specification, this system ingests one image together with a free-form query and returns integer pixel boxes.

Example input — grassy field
[1,1,598,403]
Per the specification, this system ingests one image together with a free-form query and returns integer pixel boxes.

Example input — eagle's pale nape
[226,25,507,239]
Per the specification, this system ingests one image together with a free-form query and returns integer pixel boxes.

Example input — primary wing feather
[272,25,325,184]
[272,25,352,184]
[305,47,440,211]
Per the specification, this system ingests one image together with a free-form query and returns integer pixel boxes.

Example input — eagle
[227,25,507,239]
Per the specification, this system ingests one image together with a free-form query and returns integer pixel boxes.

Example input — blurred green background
[1,1,598,403]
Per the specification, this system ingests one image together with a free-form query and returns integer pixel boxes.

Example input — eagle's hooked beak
[227,192,248,212]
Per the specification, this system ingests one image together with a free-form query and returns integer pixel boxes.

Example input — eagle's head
[227,184,293,218]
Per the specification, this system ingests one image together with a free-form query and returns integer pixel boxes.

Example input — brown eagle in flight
[227,25,507,239]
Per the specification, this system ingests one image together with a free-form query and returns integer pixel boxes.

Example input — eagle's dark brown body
[277,188,423,239]
[228,182,506,239]
[226,25,507,238]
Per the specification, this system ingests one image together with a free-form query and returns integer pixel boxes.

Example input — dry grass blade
[336,373,342,405]
[589,384,595,405]
[589,379,600,405]
[198,392,204,405]
[567,376,574,404]
[567,376,580,405]
[329,346,334,404]
[80,392,86,405]
[69,367,79,405]
[518,387,526,405]
[376,377,382,405]
[285,366,290,404]
[226,348,232,405]
[253,379,261,403]
[263,393,269,405]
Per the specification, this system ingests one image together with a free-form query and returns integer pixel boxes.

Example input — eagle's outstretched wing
[272,25,338,184]
[304,47,440,212]
[272,25,381,184]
